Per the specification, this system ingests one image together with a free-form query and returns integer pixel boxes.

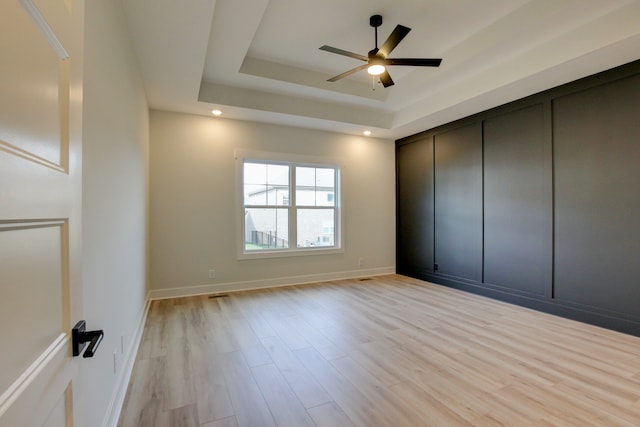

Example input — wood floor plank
[117,357,166,427]
[241,343,273,368]
[552,379,640,426]
[118,275,640,427]
[234,298,278,338]
[163,335,196,410]
[260,335,332,409]
[494,382,636,427]
[189,342,234,424]
[202,300,240,353]
[293,346,384,426]
[328,356,430,426]
[389,380,476,426]
[201,416,239,427]
[261,310,312,351]
[285,314,346,360]
[346,341,417,387]
[136,302,168,359]
[306,401,355,427]
[218,350,277,427]
[250,363,316,427]
[166,404,199,427]
[408,366,534,425]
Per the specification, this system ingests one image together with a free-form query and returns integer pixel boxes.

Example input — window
[238,152,342,258]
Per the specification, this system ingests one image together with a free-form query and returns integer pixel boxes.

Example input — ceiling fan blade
[319,45,368,62]
[379,25,411,57]
[379,70,394,88]
[327,64,369,82]
[385,58,442,67]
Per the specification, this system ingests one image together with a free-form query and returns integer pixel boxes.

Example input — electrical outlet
[358,257,364,267]
[208,269,215,279]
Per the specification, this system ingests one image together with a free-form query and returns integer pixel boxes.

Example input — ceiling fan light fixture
[367,64,386,76]
[320,15,442,88]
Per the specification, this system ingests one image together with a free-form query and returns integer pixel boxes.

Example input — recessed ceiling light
[363,130,372,136]
[211,109,222,116]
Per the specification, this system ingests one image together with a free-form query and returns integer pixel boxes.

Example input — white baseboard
[148,267,396,300]
[102,296,151,427]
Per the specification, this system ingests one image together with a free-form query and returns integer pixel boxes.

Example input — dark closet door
[553,74,640,316]
[397,137,434,276]
[434,123,483,282]
[483,104,552,296]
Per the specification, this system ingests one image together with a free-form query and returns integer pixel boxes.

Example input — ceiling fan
[319,15,442,88]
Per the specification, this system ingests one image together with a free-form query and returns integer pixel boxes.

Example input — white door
[0,0,85,425]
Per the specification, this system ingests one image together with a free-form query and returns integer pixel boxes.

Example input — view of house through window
[242,160,340,253]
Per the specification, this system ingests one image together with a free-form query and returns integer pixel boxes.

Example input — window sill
[238,246,344,260]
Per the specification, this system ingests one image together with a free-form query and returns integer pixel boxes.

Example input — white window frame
[235,149,344,260]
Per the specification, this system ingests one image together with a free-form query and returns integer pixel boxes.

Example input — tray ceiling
[123,0,640,139]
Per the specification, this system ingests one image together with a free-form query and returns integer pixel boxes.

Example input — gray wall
[149,111,396,297]
[82,0,149,425]
[396,60,640,335]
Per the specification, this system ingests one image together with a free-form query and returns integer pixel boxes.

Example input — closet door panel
[397,137,434,276]
[484,104,552,296]
[553,75,640,316]
[434,123,483,282]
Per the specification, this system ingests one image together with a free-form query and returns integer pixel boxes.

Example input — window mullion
[337,168,341,247]
[290,164,297,250]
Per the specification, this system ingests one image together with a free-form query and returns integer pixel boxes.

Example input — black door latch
[72,320,104,358]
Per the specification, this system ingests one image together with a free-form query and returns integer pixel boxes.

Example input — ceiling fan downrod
[370,14,382,49]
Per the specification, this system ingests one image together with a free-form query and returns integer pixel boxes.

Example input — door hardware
[72,320,104,358]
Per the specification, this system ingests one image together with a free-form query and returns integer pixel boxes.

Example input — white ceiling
[122,0,640,140]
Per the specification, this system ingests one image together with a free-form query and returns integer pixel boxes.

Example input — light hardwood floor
[118,275,640,426]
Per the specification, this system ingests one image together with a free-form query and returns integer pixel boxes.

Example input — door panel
[0,0,71,170]
[0,0,83,425]
[1,348,73,427]
[396,138,434,276]
[0,222,67,394]
[42,386,71,427]
[434,123,483,282]
[483,104,552,296]
[553,75,640,316]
